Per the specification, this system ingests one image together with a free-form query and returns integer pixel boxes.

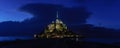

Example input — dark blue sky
[0,0,120,29]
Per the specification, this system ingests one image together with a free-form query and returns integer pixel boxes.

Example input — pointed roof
[55,11,63,24]
[56,11,59,19]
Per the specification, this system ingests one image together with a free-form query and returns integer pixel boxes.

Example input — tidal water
[0,36,32,41]
[0,36,119,44]
[82,38,120,44]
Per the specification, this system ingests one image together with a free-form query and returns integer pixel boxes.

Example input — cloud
[20,3,91,25]
[0,10,33,22]
[74,0,118,6]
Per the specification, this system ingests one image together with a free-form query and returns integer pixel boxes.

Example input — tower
[47,11,67,33]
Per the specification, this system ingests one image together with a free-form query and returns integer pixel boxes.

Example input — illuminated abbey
[34,11,81,39]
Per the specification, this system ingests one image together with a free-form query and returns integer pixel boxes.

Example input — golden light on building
[34,11,82,39]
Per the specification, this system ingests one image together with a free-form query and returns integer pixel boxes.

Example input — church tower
[46,11,67,33]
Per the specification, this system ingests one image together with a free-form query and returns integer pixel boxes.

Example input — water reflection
[0,36,32,41]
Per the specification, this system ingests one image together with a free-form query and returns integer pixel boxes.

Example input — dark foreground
[0,39,120,48]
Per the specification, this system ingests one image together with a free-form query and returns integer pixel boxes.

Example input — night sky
[0,0,120,29]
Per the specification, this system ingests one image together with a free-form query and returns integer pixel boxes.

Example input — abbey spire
[56,11,59,19]
[55,11,63,24]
